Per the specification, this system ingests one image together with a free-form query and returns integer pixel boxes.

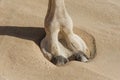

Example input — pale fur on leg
[41,0,95,65]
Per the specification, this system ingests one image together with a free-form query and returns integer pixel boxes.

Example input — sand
[0,0,120,80]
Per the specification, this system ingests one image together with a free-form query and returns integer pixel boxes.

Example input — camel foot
[69,51,88,62]
[51,55,69,66]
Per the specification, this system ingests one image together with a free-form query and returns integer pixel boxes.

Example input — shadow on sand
[0,26,46,46]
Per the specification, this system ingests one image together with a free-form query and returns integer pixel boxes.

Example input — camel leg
[41,22,69,65]
[60,16,89,62]
[41,0,91,65]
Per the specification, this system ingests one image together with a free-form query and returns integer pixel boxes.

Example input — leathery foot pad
[51,55,69,66]
[69,51,89,62]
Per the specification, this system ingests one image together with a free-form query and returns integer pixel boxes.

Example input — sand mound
[0,0,120,80]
